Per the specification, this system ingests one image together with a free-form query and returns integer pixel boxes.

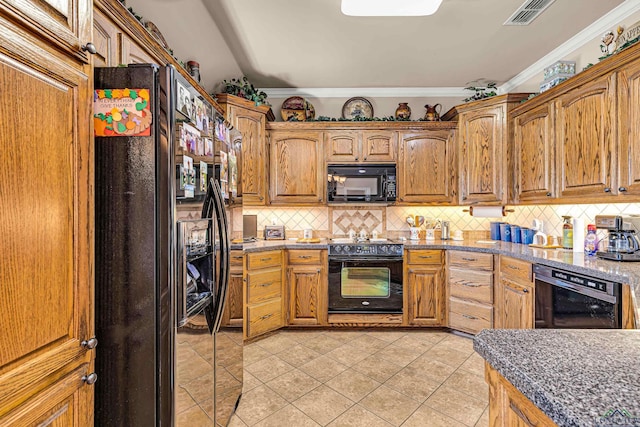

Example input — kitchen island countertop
[474,329,640,427]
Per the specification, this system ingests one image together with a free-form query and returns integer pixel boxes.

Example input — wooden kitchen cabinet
[617,59,640,196]
[452,94,530,205]
[325,130,396,163]
[495,256,534,329]
[0,0,94,423]
[397,130,457,204]
[221,250,244,327]
[404,250,446,326]
[287,250,328,326]
[485,362,557,427]
[512,102,556,203]
[269,130,325,204]
[447,251,494,334]
[555,73,617,199]
[217,94,273,205]
[244,250,285,340]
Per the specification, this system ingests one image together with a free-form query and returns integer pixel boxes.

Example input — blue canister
[510,225,521,243]
[499,223,511,242]
[521,227,535,245]
[490,222,503,240]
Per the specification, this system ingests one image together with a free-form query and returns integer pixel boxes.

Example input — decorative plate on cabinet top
[342,97,373,119]
[281,96,315,121]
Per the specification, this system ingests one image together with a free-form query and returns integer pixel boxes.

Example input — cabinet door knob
[604,187,611,193]
[81,337,98,349]
[82,373,98,385]
[619,187,627,192]
[546,192,552,197]
[363,156,367,160]
[259,196,264,201]
[522,288,529,293]
[81,43,97,54]
[355,157,359,161]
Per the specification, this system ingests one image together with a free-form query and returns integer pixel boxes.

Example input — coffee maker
[595,215,640,261]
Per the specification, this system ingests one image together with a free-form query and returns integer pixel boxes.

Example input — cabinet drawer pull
[509,401,537,427]
[462,314,477,320]
[233,255,243,259]
[298,255,312,259]
[260,257,272,262]
[507,265,521,270]
[258,282,271,287]
[260,313,273,321]
[419,255,432,259]
[461,283,480,287]
[461,257,477,261]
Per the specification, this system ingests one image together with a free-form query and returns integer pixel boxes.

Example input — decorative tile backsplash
[243,203,640,239]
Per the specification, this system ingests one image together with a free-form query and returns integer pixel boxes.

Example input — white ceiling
[202,0,625,90]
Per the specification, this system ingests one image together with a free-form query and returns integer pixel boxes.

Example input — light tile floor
[229,330,489,427]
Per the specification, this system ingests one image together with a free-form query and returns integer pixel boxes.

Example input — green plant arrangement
[219,77,270,106]
[463,82,498,102]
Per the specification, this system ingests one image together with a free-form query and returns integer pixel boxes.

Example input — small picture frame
[264,225,285,240]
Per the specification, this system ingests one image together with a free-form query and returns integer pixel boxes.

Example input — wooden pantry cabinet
[0,0,95,424]
[447,251,494,334]
[244,250,285,340]
[268,129,325,204]
[397,129,457,204]
[287,249,328,326]
[495,256,534,329]
[404,250,446,326]
[325,130,396,163]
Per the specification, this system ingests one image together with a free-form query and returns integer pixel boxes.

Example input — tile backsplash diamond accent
[244,203,640,239]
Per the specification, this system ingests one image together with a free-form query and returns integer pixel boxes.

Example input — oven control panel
[329,243,403,256]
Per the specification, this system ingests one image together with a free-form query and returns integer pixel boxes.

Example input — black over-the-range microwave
[327,164,396,203]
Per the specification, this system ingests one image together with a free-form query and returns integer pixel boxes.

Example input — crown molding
[500,0,640,93]
[261,87,468,98]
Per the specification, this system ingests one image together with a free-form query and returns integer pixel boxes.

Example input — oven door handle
[328,256,404,262]
[537,276,617,304]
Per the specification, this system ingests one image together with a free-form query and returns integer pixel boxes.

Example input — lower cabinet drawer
[247,298,283,338]
[449,268,493,304]
[448,251,493,270]
[247,268,282,304]
[406,250,443,265]
[449,297,493,334]
[288,249,323,264]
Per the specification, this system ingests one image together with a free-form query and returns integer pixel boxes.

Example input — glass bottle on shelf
[562,216,573,249]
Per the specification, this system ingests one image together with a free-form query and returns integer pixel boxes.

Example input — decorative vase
[424,103,442,121]
[395,103,411,120]
[186,61,201,83]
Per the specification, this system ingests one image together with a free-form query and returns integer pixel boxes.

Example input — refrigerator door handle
[176,221,188,326]
[204,179,230,334]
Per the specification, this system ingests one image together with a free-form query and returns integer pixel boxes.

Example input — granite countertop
[241,238,640,324]
[474,329,640,427]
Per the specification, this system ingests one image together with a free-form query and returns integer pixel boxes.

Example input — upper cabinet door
[361,131,396,162]
[398,130,457,204]
[1,0,92,63]
[325,131,360,163]
[555,73,616,199]
[269,130,324,204]
[513,103,556,203]
[230,105,268,205]
[618,60,640,196]
[459,105,506,204]
[0,22,93,424]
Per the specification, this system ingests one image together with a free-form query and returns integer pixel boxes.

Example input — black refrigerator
[94,64,243,426]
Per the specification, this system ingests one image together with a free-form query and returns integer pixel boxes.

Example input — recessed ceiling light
[341,0,443,16]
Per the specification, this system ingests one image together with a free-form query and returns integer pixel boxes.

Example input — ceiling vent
[504,0,556,26]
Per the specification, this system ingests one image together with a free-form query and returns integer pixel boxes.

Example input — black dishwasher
[533,265,621,329]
